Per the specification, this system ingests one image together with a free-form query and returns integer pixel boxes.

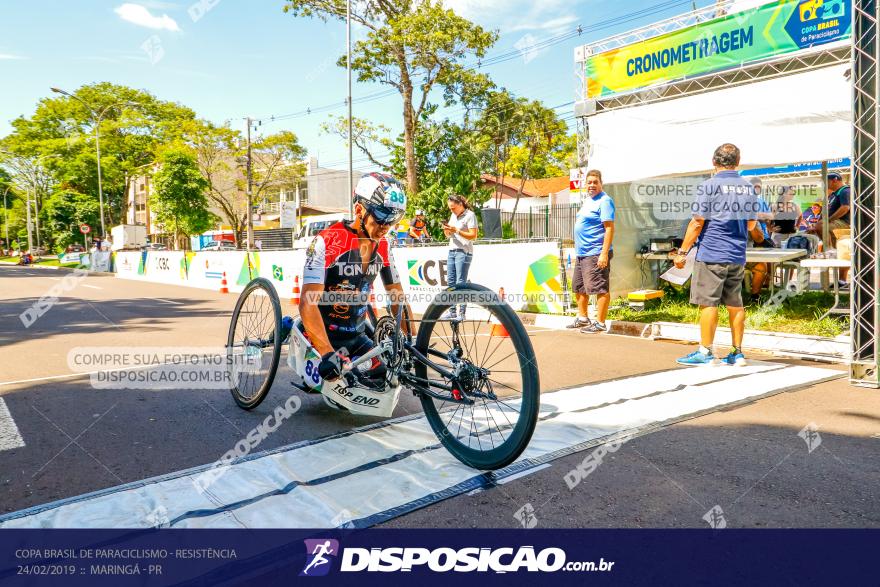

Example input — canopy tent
[586,63,852,183]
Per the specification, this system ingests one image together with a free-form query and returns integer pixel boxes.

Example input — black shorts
[328,333,375,359]
[690,261,745,308]
[572,252,613,295]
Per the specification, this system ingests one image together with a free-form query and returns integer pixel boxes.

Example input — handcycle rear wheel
[414,284,540,470]
[226,277,282,410]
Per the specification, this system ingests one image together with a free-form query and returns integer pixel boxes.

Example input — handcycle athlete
[299,172,412,392]
[226,172,540,469]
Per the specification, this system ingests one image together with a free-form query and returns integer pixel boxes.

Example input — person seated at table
[770,186,800,247]
[745,224,770,304]
[798,202,822,232]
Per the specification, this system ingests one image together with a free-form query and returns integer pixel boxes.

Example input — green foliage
[501,221,516,240]
[285,0,496,194]
[44,190,100,251]
[151,149,214,247]
[1,82,199,247]
[607,291,849,338]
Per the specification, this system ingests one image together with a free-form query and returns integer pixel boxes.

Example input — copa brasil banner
[585,0,851,98]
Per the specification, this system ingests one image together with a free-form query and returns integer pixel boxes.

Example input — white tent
[587,64,851,183]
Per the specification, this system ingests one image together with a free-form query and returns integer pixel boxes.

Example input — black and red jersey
[302,221,400,336]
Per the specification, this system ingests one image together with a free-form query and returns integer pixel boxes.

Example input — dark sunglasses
[366,204,404,226]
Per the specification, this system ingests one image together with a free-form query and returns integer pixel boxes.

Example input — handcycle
[225,278,540,470]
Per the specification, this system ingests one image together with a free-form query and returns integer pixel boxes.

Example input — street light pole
[51,88,134,238]
[25,186,33,253]
[3,186,11,252]
[245,116,254,252]
[347,0,354,218]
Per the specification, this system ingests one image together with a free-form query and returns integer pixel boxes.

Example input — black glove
[318,351,347,381]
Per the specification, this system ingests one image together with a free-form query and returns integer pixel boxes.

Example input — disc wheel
[414,284,539,470]
[226,278,282,410]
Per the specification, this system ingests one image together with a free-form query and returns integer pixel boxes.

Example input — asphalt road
[0,264,878,527]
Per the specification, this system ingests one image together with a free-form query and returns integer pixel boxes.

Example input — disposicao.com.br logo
[300,542,614,574]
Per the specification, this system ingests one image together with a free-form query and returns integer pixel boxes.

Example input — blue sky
[0,0,711,170]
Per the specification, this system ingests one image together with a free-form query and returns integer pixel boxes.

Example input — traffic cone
[219,271,229,294]
[490,287,509,338]
[291,275,301,306]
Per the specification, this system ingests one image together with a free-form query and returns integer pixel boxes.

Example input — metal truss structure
[573,1,880,387]
[590,46,849,113]
[850,0,879,386]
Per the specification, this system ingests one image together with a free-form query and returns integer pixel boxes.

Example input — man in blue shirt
[673,143,758,366]
[567,169,615,333]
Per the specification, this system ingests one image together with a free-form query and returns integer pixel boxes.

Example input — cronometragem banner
[585,0,851,98]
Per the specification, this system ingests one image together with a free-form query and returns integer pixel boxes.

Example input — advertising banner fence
[114,242,567,315]
[585,0,851,98]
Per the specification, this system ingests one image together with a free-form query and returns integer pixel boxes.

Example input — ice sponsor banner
[375,242,565,315]
[585,0,852,98]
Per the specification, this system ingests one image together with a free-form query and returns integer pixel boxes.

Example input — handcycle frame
[287,287,494,414]
[229,278,540,470]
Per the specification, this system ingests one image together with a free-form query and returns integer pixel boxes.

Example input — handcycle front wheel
[226,277,282,410]
[414,284,540,470]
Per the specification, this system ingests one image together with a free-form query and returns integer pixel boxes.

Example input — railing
[502,204,580,241]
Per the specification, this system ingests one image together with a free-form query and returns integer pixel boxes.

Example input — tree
[1,82,198,246]
[284,0,497,195]
[189,121,249,246]
[151,149,214,249]
[504,101,573,216]
[250,130,307,207]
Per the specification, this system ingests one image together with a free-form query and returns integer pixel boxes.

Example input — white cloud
[114,3,181,31]
[0,53,25,60]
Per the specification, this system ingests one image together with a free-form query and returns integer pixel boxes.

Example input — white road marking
[0,397,25,452]
[155,298,184,305]
[81,284,102,290]
[0,362,840,529]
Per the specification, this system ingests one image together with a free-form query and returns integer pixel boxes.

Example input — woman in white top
[441,194,478,321]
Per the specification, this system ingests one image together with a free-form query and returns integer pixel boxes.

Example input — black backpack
[786,234,813,253]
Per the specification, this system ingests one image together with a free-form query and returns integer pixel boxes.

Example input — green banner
[586,0,851,98]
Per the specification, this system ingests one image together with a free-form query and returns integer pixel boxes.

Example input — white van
[293,213,348,249]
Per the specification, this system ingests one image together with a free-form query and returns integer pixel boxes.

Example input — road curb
[0,261,111,277]
[518,312,848,363]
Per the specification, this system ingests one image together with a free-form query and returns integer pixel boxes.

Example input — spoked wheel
[226,278,282,410]
[414,284,539,470]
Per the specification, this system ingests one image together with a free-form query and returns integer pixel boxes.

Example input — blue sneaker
[723,350,747,366]
[676,349,717,366]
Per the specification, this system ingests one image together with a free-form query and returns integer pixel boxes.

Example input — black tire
[226,277,282,410]
[414,284,540,470]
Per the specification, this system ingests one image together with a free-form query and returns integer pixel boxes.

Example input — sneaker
[580,321,607,334]
[676,349,718,366]
[723,350,747,366]
[566,317,591,329]
[837,280,849,289]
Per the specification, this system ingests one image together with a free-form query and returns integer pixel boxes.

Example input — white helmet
[353,172,407,225]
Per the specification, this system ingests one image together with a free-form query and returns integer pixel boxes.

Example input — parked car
[142,243,168,251]
[202,241,237,251]
[66,243,85,253]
